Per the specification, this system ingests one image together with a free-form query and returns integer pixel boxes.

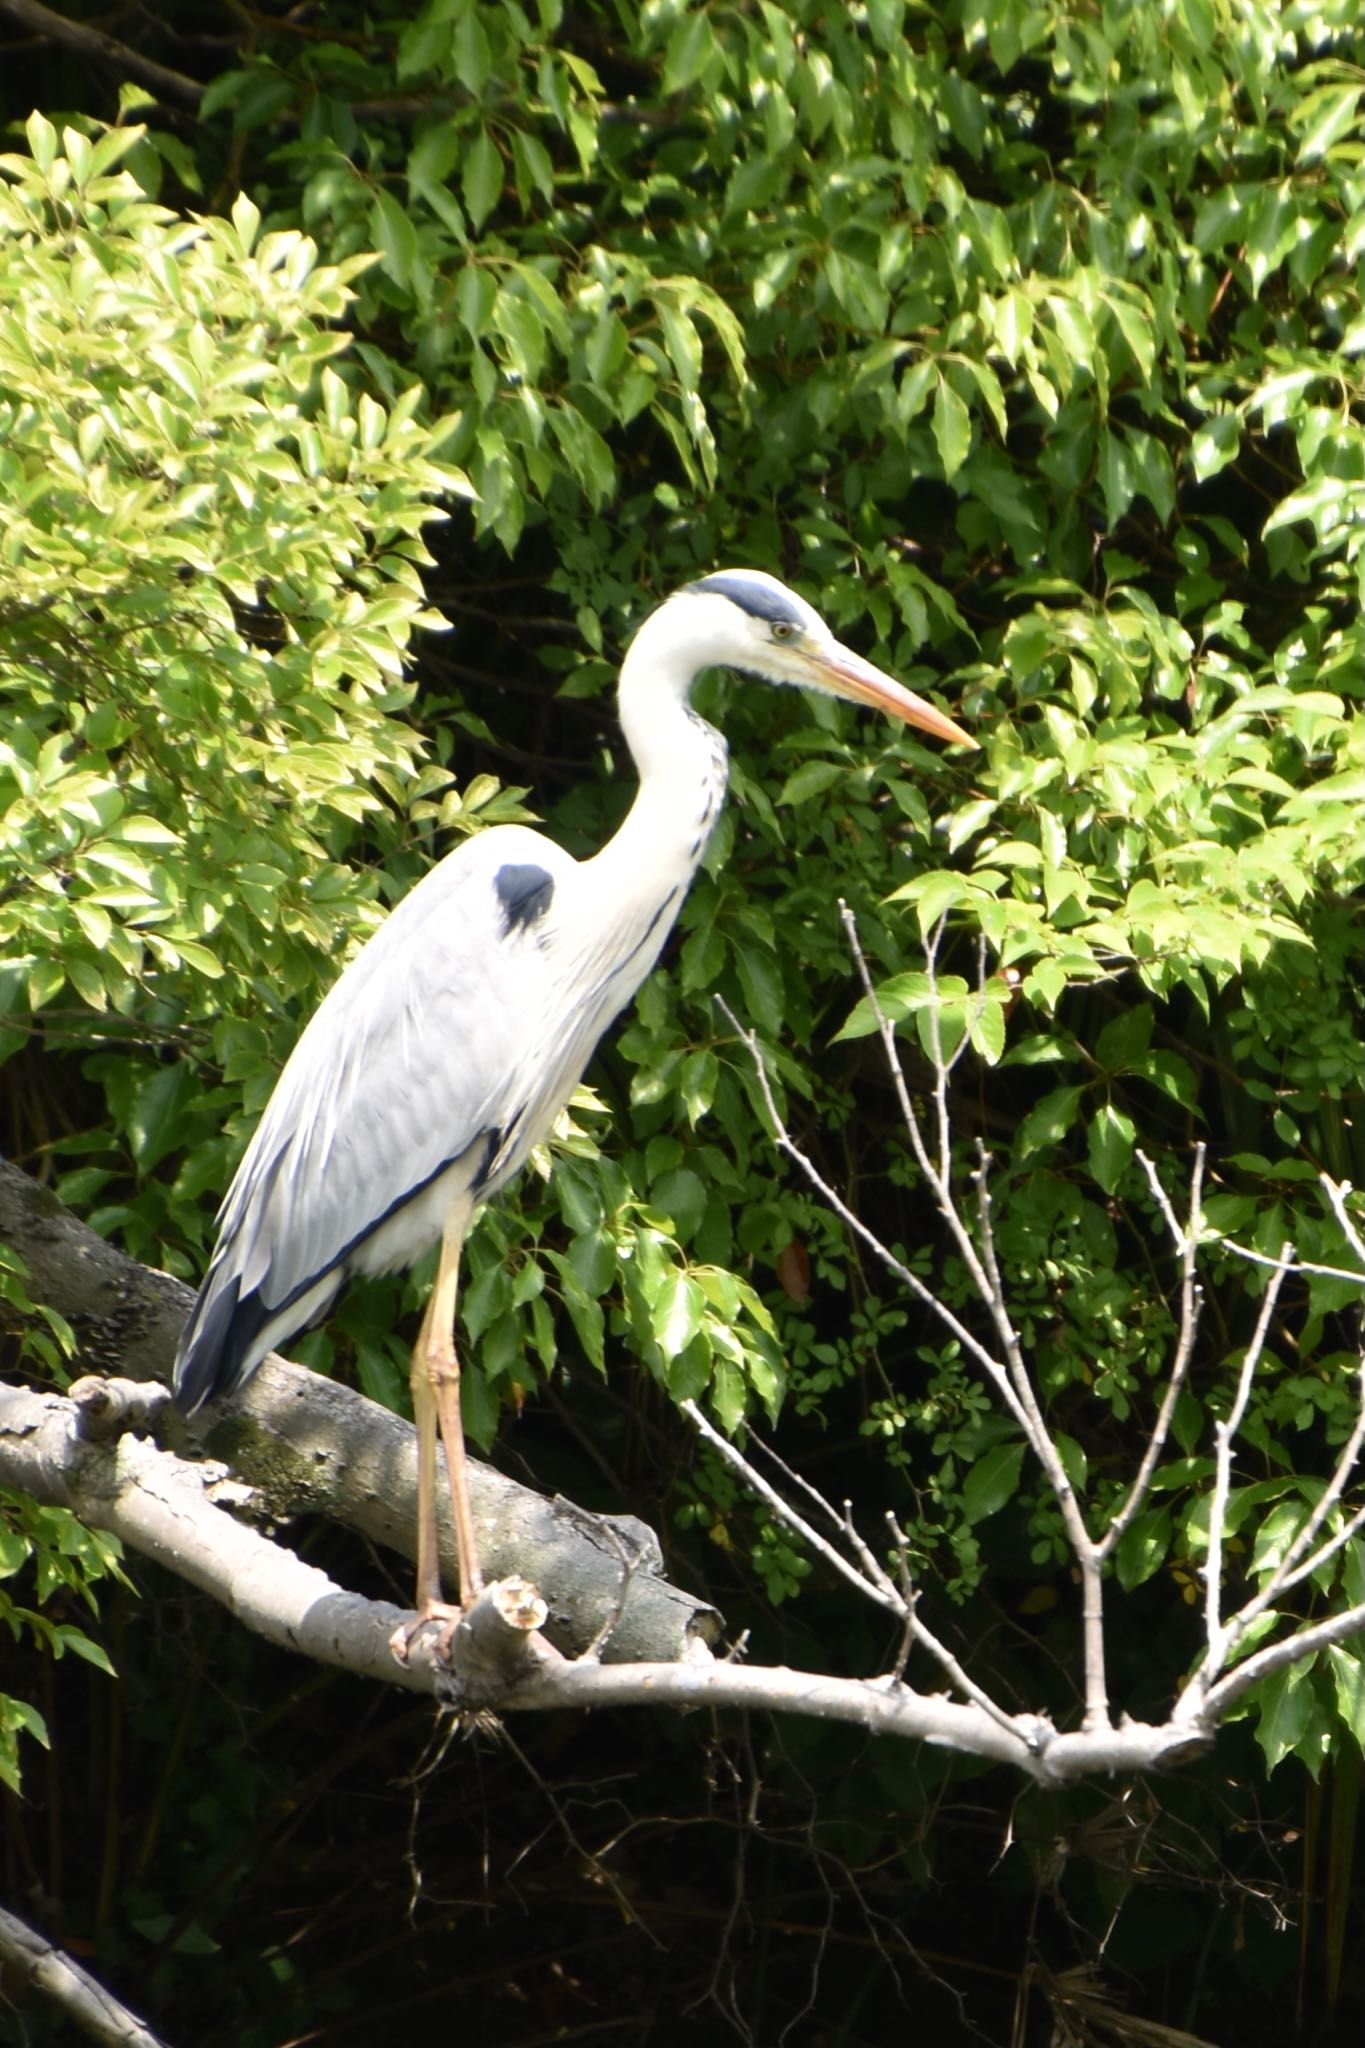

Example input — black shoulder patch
[495,861,555,934]
[686,572,806,628]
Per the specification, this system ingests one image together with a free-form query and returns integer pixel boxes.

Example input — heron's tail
[172,1261,272,1416]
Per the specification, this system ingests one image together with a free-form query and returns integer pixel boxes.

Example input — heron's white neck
[588,600,730,902]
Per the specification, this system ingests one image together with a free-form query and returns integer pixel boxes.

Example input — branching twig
[680,1400,1022,1727]
[680,1398,904,1617]
[748,917,1116,1729]
[1190,1359,1365,1706]
[880,1514,1027,1737]
[744,1426,902,1604]
[717,996,1025,1421]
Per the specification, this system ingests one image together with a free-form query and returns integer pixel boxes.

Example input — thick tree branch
[0,1903,168,2048]
[0,1380,1224,1782]
[0,1157,717,1663]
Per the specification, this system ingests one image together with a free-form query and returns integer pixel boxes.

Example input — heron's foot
[388,1599,464,1665]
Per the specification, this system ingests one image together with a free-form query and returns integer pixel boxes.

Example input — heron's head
[663,569,974,749]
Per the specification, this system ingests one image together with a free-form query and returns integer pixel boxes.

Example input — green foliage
[0,114,472,1266]
[0,1482,127,1794]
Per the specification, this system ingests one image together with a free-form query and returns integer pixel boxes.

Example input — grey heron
[172,570,972,1640]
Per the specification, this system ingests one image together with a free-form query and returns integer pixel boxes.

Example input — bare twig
[679,1399,1022,1727]
[570,1509,645,1664]
[718,997,1025,1413]
[1197,1595,1365,1723]
[744,1427,901,1604]
[1222,1241,1365,1286]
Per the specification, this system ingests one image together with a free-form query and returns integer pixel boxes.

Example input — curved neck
[588,604,729,899]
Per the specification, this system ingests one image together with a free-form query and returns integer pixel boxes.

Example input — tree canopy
[1,3,1362,2043]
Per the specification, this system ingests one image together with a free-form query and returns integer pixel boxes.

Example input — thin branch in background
[714,997,1024,1419]
[1202,1247,1293,1675]
[561,1505,644,1664]
[680,1398,904,1618]
[1098,1147,1209,1563]
[743,1424,901,1605]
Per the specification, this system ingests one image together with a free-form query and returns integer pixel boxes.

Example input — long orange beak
[800,641,975,749]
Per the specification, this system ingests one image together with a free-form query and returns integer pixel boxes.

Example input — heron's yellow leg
[408,1288,446,1616]
[390,1208,483,1659]
[422,1218,484,1609]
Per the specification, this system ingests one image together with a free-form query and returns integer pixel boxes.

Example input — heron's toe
[388,1599,464,1665]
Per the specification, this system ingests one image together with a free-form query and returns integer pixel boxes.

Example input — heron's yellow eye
[770,621,797,642]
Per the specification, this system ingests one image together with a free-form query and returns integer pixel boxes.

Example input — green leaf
[567,1227,616,1298]
[1251,1658,1318,1775]
[127,1062,195,1172]
[370,189,419,290]
[1326,1644,1365,1742]
[778,759,844,807]
[1015,1085,1085,1158]
[1087,1104,1136,1194]
[1191,414,1241,483]
[1114,1506,1172,1591]
[461,129,502,231]
[961,1442,1025,1525]
[733,947,783,1036]
[651,1273,706,1360]
[1094,1006,1154,1073]
[932,375,971,482]
[651,1168,708,1240]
